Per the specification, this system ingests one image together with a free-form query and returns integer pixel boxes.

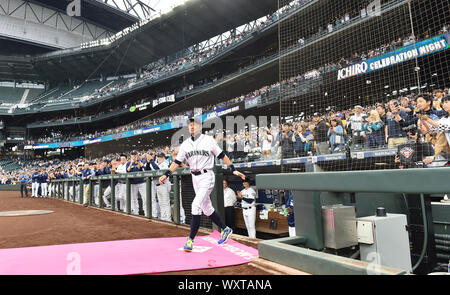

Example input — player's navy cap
[243,178,251,184]
[188,117,202,125]
[131,150,138,155]
[157,152,165,158]
[120,154,128,158]
[89,161,96,165]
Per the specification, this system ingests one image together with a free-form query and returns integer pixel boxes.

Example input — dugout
[255,167,450,275]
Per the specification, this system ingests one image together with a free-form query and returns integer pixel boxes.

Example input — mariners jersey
[176,134,223,171]
[240,187,257,208]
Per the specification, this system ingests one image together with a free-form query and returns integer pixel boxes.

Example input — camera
[416,110,426,116]
[402,124,417,134]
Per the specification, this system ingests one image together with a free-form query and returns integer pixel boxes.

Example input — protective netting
[278,0,450,172]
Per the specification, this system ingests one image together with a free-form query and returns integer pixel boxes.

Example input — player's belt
[191,169,210,176]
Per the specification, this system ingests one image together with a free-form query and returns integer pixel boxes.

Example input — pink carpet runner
[0,231,258,275]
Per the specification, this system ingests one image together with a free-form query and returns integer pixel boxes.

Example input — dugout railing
[49,166,225,231]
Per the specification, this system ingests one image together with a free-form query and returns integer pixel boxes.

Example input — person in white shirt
[237,178,257,239]
[115,154,128,212]
[223,179,237,230]
[155,152,172,222]
[262,129,273,159]
[349,105,366,146]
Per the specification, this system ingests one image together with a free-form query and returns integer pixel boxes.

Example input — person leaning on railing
[418,95,450,165]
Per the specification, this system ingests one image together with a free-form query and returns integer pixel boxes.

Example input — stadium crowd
[31,23,447,151]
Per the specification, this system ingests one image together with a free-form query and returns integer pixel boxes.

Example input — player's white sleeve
[249,188,257,199]
[175,143,187,163]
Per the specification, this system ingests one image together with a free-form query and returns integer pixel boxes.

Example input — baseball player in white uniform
[116,154,128,212]
[155,152,172,222]
[237,179,257,239]
[144,153,162,219]
[159,117,245,252]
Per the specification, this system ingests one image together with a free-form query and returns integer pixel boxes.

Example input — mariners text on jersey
[185,150,210,159]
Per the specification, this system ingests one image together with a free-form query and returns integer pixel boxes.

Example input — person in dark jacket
[313,114,329,155]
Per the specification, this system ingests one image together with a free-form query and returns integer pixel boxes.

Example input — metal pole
[126,178,131,215]
[89,180,93,206]
[72,180,76,203]
[173,174,180,225]
[146,177,152,219]
[110,177,115,211]
[98,179,103,208]
[79,179,83,205]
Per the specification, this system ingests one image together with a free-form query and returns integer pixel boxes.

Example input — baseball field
[0,192,304,275]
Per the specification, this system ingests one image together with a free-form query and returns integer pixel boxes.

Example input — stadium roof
[31,0,278,82]
[27,0,140,31]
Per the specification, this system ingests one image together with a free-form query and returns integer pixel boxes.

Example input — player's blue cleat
[218,227,233,244]
[184,238,193,252]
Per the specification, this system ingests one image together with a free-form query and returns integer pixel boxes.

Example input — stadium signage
[32,104,242,150]
[337,35,449,81]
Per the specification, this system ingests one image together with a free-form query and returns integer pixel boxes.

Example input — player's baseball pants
[242,206,256,239]
[41,183,48,197]
[32,182,38,197]
[191,170,215,217]
[151,181,161,218]
[118,183,127,212]
[83,184,90,204]
[155,183,171,221]
[101,185,112,207]
[131,182,147,215]
[289,226,296,237]
[94,184,99,206]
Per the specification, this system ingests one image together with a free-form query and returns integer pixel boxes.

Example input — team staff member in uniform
[155,152,172,222]
[39,168,48,197]
[116,154,129,212]
[144,152,162,219]
[127,151,147,215]
[81,162,94,207]
[100,159,113,208]
[223,179,237,230]
[31,169,39,197]
[159,117,246,252]
[18,172,30,198]
[237,179,257,239]
[285,191,295,237]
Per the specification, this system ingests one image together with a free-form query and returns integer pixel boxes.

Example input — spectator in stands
[362,110,385,148]
[293,124,306,157]
[386,100,409,149]
[419,95,450,164]
[414,94,449,162]
[261,128,273,159]
[279,123,295,158]
[313,114,329,155]
[348,106,365,146]
[328,118,345,152]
